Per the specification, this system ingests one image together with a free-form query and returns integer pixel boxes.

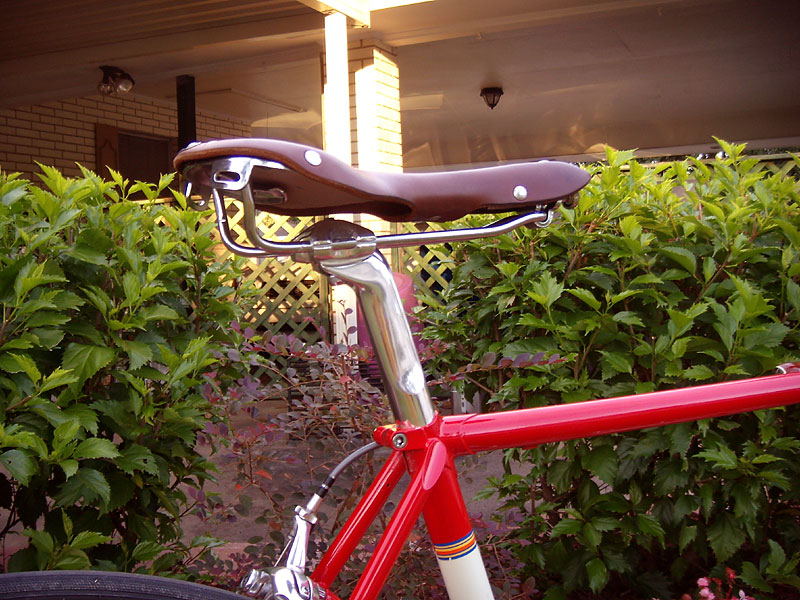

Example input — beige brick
[58,118,84,129]
[30,105,55,117]
[376,60,399,78]
[376,95,400,112]
[30,121,57,133]
[380,130,402,145]
[60,103,84,114]
[75,98,98,109]
[39,130,64,142]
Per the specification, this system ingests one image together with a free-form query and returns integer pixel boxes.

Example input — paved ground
[182,404,511,554]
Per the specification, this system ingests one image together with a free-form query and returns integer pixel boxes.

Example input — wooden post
[176,75,196,150]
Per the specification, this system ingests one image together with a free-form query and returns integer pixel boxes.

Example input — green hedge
[0,167,256,573]
[422,142,800,599]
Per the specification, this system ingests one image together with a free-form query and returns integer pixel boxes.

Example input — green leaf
[0,352,41,383]
[766,539,787,572]
[0,449,36,485]
[53,548,91,570]
[658,246,696,274]
[590,516,619,532]
[612,311,644,327]
[636,514,665,545]
[116,444,158,475]
[122,272,141,305]
[679,524,697,552]
[619,215,641,239]
[550,518,583,537]
[72,438,120,460]
[685,364,715,381]
[118,340,153,371]
[567,288,601,311]
[61,343,115,387]
[528,272,564,309]
[24,528,54,555]
[582,522,602,550]
[586,557,608,593]
[743,322,789,349]
[702,256,717,283]
[132,540,165,562]
[787,280,800,312]
[629,273,663,286]
[59,459,79,479]
[69,247,108,266]
[707,513,746,561]
[70,530,111,550]
[62,511,73,539]
[697,445,738,470]
[599,351,633,378]
[25,311,70,328]
[39,368,79,393]
[54,467,111,507]
[140,305,181,322]
[740,561,774,593]
[582,445,618,485]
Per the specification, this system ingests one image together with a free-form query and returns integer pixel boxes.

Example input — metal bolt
[513,185,528,200]
[304,150,322,166]
[392,433,408,449]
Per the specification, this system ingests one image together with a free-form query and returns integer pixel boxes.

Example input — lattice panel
[218,197,327,345]
[391,221,456,298]
[750,154,800,191]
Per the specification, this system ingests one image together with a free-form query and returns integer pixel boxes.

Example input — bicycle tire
[0,570,247,599]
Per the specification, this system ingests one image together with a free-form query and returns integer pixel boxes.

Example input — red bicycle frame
[312,372,800,599]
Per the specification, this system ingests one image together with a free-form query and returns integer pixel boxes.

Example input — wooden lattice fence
[216,199,327,346]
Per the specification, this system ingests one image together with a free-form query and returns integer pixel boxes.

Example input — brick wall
[348,39,402,173]
[0,93,251,180]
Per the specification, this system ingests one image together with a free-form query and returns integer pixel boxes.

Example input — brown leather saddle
[174,138,590,223]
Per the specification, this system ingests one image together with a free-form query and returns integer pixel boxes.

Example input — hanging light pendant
[480,87,503,110]
[98,66,135,95]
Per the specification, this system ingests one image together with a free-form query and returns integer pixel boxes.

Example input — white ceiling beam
[296,0,372,27]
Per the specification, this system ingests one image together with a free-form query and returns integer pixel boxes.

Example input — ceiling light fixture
[98,66,135,95]
[480,87,503,110]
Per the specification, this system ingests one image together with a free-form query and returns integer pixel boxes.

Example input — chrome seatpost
[298,219,436,427]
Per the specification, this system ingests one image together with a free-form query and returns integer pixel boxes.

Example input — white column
[323,11,358,346]
[323,11,352,165]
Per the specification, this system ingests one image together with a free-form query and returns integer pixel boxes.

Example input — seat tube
[319,251,435,426]
[407,448,495,600]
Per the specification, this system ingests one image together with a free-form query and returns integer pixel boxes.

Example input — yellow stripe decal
[434,531,477,561]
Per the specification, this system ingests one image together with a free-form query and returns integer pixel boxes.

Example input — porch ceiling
[1,0,798,167]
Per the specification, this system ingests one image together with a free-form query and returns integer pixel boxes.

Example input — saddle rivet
[305,150,322,166]
[513,185,528,201]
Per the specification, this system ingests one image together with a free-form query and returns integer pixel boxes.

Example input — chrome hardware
[240,567,326,600]
[533,207,555,228]
[321,250,435,426]
[304,149,323,166]
[211,156,288,192]
[512,185,528,200]
[284,505,317,574]
[392,433,408,449]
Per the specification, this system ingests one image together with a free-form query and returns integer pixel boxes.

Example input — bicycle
[3,138,799,599]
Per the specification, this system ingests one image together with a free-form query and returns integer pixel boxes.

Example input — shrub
[0,166,257,573]
[422,142,800,599]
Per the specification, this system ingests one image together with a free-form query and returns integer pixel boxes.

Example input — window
[95,123,175,189]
